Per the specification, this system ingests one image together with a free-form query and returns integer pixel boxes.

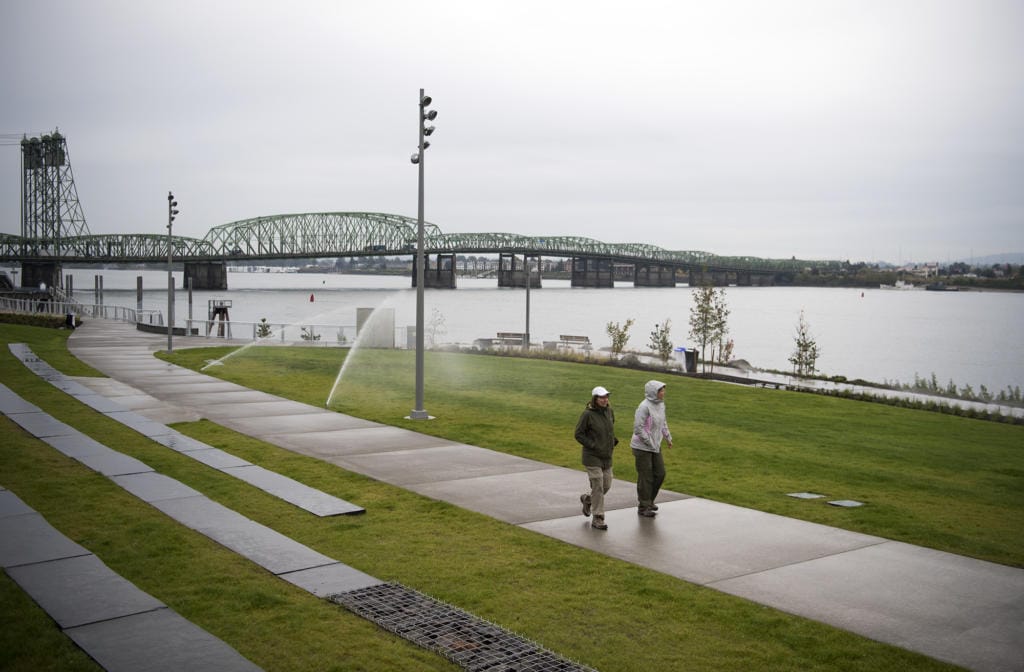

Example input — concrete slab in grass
[49,379,98,397]
[221,465,364,516]
[216,411,381,436]
[152,495,337,575]
[151,431,217,453]
[72,449,153,477]
[0,513,90,568]
[39,433,113,459]
[263,425,456,457]
[104,410,176,438]
[712,540,1024,672]
[0,383,42,414]
[281,562,383,597]
[6,411,79,438]
[66,607,263,672]
[73,393,128,413]
[333,444,555,486]
[189,448,253,469]
[522,497,884,585]
[409,467,675,525]
[112,472,204,503]
[6,554,165,628]
[0,489,36,518]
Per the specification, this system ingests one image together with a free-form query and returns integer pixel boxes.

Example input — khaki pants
[585,465,613,517]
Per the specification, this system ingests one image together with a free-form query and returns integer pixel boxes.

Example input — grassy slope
[170,345,1024,567]
[4,324,1016,670]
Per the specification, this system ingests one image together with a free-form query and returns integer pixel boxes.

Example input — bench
[495,332,527,347]
[559,334,591,349]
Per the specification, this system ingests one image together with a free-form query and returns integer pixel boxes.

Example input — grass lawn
[2,323,1016,671]
[168,344,1024,568]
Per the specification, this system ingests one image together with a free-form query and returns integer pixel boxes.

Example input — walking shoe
[591,516,608,530]
[638,507,657,518]
[580,494,592,517]
[650,504,659,511]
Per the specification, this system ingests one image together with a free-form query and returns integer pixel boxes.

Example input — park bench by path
[494,331,527,346]
[558,334,591,349]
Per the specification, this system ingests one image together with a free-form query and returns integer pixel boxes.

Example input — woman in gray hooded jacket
[630,380,673,516]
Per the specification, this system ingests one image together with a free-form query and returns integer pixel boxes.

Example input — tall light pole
[409,89,436,420]
[523,255,532,352]
[167,191,178,353]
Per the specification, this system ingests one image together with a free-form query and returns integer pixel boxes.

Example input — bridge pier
[412,253,457,289]
[688,269,731,287]
[20,261,63,290]
[633,263,676,287]
[571,257,614,288]
[497,253,541,288]
[184,261,227,290]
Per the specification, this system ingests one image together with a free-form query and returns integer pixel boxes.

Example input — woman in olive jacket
[574,385,618,530]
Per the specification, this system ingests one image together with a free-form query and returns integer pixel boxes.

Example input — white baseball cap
[592,386,610,397]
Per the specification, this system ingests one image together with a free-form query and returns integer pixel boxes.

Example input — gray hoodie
[629,379,673,453]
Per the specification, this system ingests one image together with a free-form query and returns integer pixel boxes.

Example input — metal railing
[0,297,410,348]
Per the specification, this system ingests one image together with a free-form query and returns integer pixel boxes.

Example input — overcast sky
[2,0,1022,263]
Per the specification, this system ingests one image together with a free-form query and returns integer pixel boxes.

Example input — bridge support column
[687,269,730,287]
[184,261,227,290]
[571,257,614,288]
[633,263,676,287]
[497,253,541,288]
[20,261,63,289]
[412,253,457,289]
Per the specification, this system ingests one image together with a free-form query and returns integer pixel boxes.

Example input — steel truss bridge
[0,211,841,275]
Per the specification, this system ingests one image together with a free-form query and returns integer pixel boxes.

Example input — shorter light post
[167,191,178,353]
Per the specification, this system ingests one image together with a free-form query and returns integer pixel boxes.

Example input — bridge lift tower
[18,129,90,288]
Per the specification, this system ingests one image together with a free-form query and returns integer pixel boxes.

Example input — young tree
[605,318,635,357]
[688,284,730,373]
[648,319,673,364]
[788,310,820,377]
[427,307,447,348]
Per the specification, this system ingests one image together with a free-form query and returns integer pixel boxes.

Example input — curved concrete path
[65,320,1023,672]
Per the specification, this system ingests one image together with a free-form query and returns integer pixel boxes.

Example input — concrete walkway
[66,320,1024,672]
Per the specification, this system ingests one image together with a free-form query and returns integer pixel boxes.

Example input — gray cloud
[2,0,1022,262]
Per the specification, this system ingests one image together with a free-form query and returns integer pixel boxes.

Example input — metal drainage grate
[330,582,596,672]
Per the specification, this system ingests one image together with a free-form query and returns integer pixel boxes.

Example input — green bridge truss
[0,211,843,273]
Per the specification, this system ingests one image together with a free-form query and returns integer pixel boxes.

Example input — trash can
[65,313,76,329]
[684,348,697,373]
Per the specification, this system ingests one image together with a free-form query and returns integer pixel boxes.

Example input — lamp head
[410,153,420,164]
[425,110,438,121]
[421,95,432,107]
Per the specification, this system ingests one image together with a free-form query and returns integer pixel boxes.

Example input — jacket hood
[644,380,666,403]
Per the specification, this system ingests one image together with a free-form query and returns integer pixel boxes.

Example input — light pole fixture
[167,191,178,353]
[408,88,436,420]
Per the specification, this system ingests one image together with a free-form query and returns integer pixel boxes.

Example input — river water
[46,267,1024,395]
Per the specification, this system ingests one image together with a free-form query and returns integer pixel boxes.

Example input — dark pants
[633,449,665,508]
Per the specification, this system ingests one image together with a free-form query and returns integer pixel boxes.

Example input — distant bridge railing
[1,211,847,273]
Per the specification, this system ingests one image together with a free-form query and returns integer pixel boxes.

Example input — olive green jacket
[574,402,617,468]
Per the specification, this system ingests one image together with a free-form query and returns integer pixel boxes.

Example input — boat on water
[925,282,959,292]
